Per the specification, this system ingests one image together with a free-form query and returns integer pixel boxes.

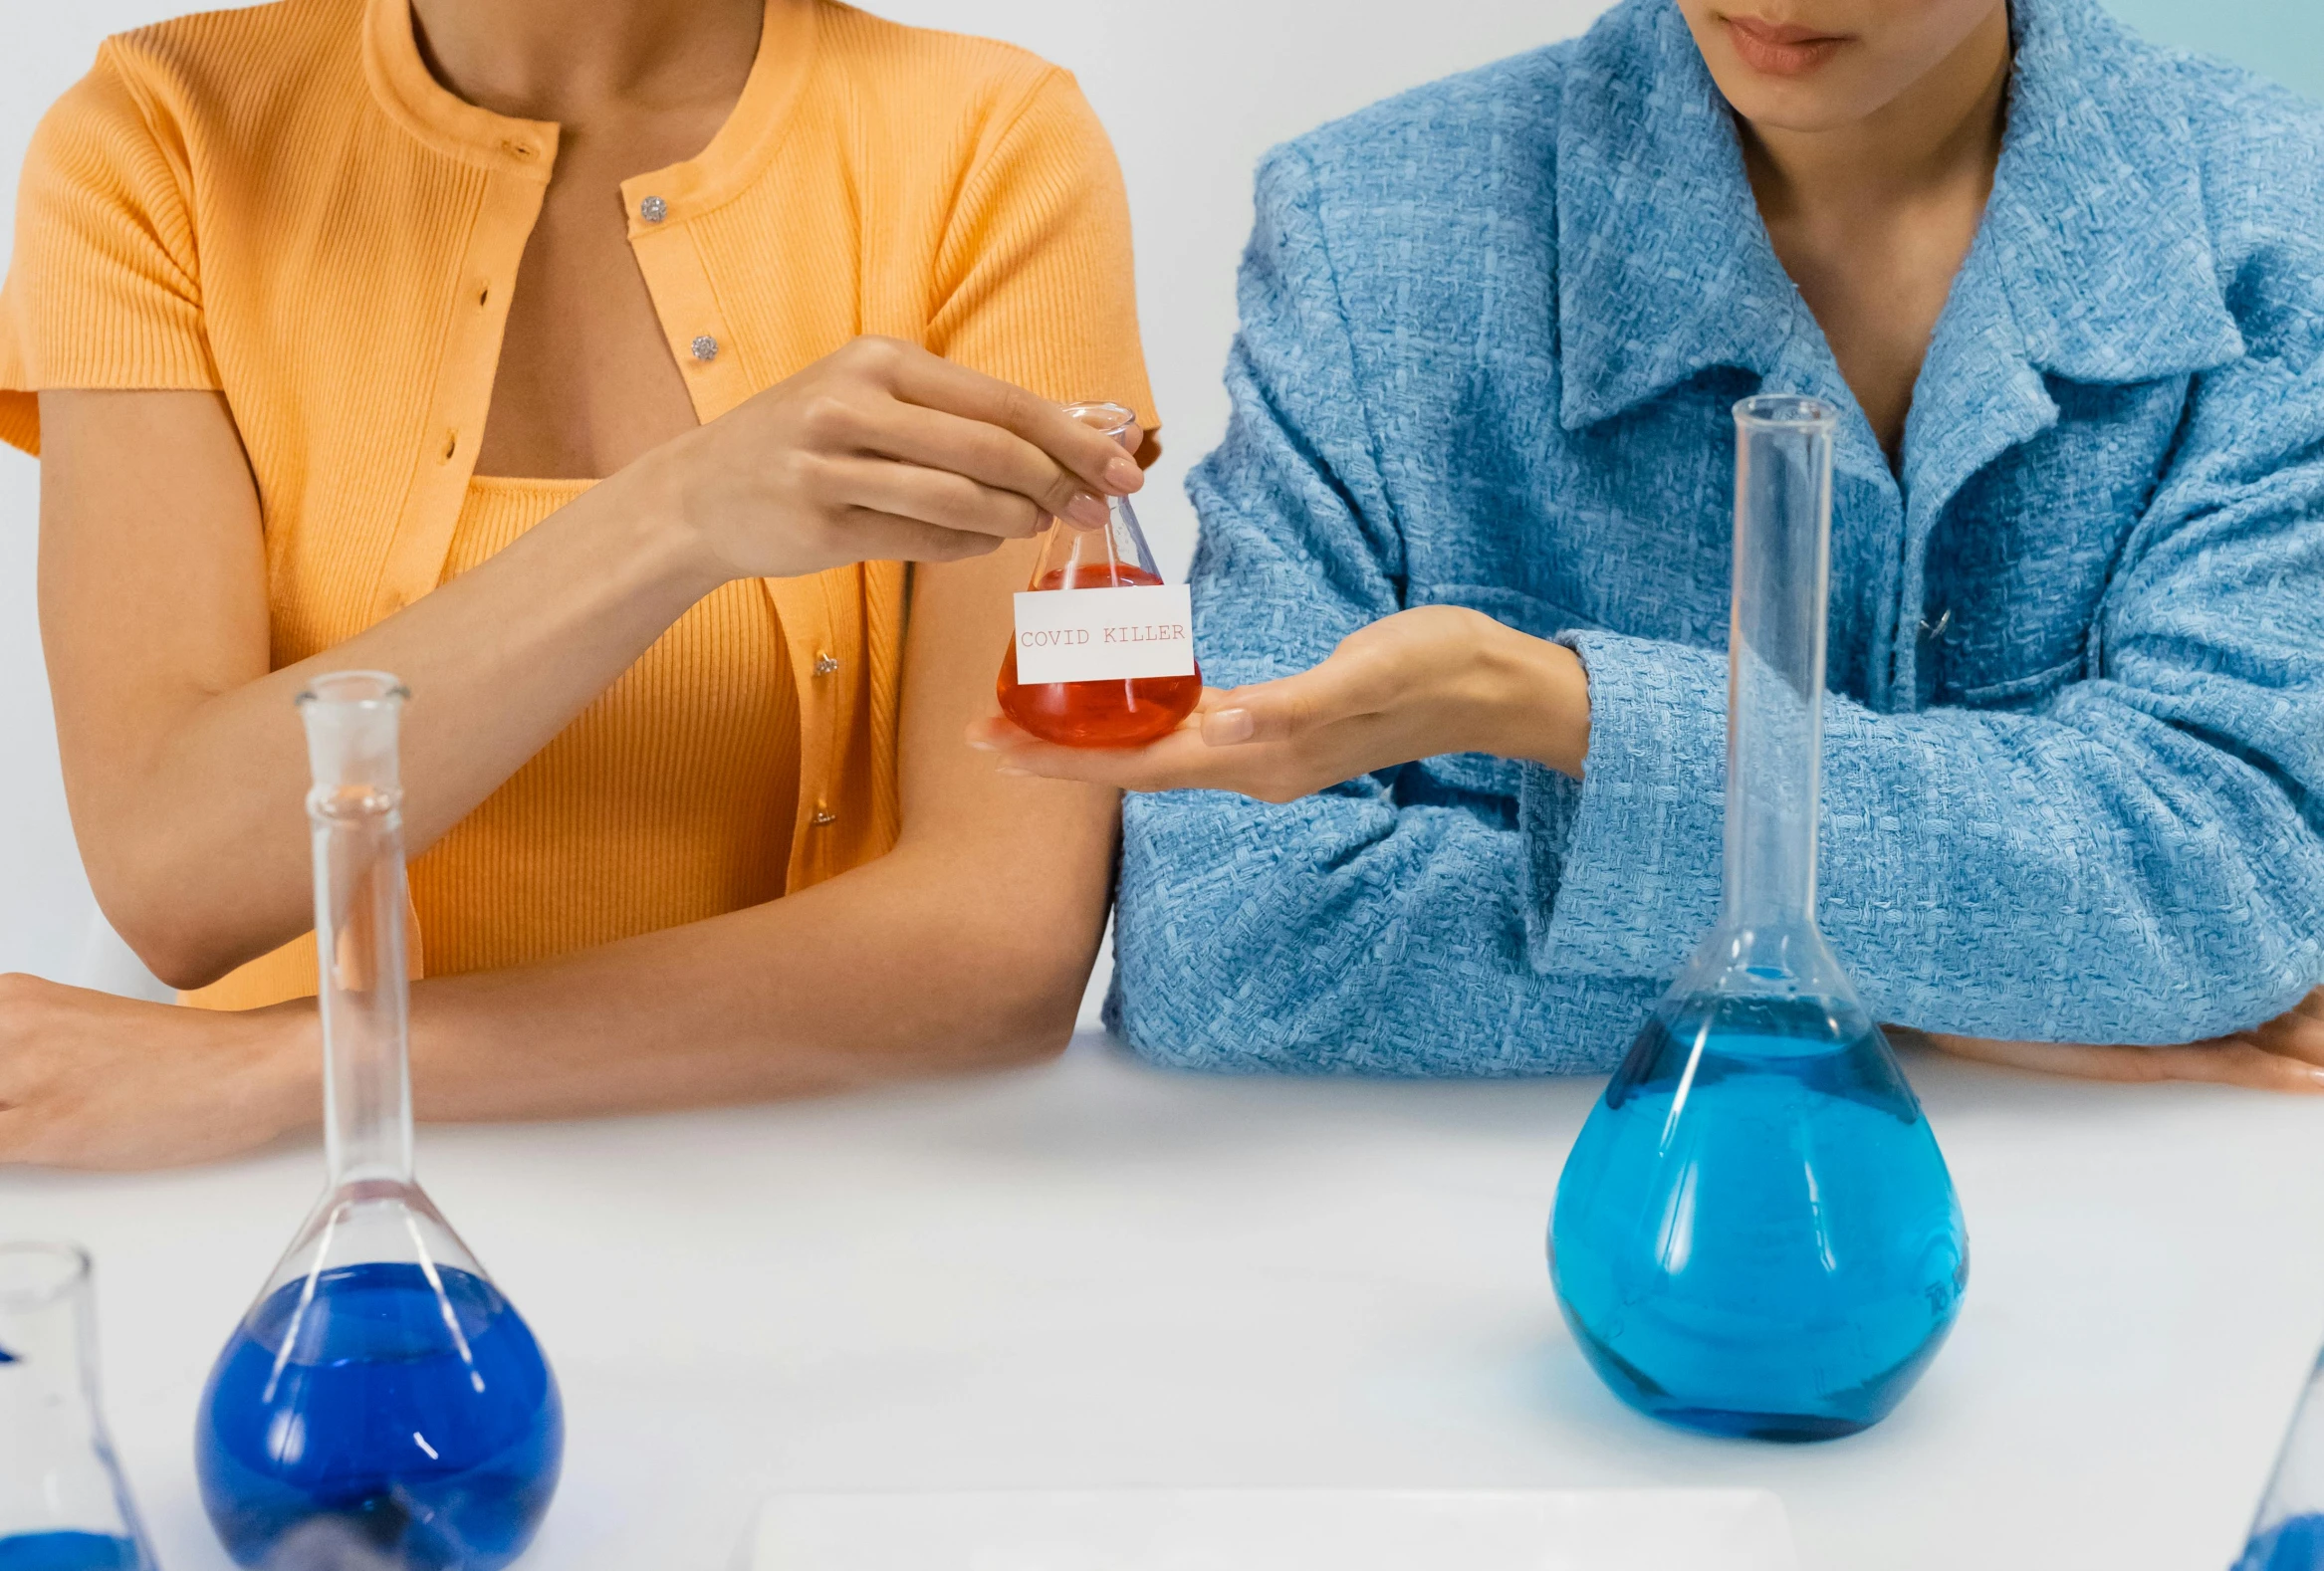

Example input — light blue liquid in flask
[2232,1335,2324,1569]
[195,674,562,1567]
[1549,396,1968,1442]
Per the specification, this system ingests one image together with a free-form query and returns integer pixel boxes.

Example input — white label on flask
[1013,584,1197,685]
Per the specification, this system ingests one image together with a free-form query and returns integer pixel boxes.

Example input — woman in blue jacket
[979,0,2324,1088]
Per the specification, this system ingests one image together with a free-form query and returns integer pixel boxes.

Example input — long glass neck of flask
[1722,397,1837,937]
[302,674,416,1189]
[0,1244,99,1443]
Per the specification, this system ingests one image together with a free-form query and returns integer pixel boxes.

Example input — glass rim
[0,1240,92,1310]
[298,670,411,710]
[1062,400,1138,442]
[1734,393,1840,432]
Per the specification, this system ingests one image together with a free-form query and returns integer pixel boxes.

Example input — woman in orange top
[0,0,1157,1166]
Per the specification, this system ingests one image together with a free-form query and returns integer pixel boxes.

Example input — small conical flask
[0,1242,156,1569]
[2235,1344,2324,1569]
[196,673,563,1569]
[1548,396,1969,1442]
[995,401,1202,749]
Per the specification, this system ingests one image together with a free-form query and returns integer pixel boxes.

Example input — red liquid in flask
[997,562,1203,749]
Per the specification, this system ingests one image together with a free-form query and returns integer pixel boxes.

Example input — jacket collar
[1553,0,1795,433]
[1553,0,2245,440]
[1974,0,2244,384]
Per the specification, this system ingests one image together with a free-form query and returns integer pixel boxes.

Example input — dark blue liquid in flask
[1549,396,1968,1442]
[196,674,563,1568]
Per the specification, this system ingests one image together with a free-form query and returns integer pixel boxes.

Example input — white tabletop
[6,1032,2320,1571]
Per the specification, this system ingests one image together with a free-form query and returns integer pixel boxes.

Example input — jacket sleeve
[1110,144,1653,1074]
[1113,141,2324,1069]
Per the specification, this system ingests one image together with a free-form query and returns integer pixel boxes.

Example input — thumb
[1199,671,1336,746]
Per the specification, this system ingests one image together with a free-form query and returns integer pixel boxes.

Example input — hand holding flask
[996,402,1202,749]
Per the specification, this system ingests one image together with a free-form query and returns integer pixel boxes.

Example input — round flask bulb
[196,1213,563,1571]
[1549,994,1966,1440]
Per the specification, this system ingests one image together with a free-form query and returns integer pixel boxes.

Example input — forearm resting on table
[0,837,1099,1173]
[1902,990,2324,1093]
[395,843,1099,1121]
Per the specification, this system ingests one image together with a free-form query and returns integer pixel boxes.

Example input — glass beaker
[0,1243,154,1570]
[1547,396,1968,1442]
[2236,1342,2324,1569]
[195,673,563,1569]
[995,401,1202,749]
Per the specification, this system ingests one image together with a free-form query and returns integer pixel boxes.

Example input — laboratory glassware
[2235,1338,2324,1569]
[996,400,1202,748]
[196,672,563,1569]
[0,1242,154,1570]
[1548,395,1968,1442]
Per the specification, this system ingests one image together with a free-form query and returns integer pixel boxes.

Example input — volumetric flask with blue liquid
[196,673,563,1569]
[1549,395,1968,1442]
[0,1242,154,1570]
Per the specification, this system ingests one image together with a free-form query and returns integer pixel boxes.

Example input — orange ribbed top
[0,0,1158,1006]
[415,478,801,977]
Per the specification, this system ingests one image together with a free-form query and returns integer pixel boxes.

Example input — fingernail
[967,737,997,752]
[1205,708,1256,745]
[1104,456,1144,494]
[1063,491,1110,530]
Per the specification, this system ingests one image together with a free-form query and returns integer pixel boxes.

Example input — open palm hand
[1916,989,2324,1094]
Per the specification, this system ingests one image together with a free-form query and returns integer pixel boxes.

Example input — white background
[0,0,2313,990]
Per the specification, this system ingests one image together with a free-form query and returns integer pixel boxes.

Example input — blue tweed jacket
[1109,0,2324,1073]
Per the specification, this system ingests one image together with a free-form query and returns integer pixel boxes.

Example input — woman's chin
[1701,65,1899,136]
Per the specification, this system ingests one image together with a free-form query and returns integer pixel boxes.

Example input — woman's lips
[1722,14,1849,76]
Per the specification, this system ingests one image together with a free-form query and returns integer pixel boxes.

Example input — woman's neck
[1741,8,2012,222]
[406,0,766,121]
[1735,6,2011,460]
